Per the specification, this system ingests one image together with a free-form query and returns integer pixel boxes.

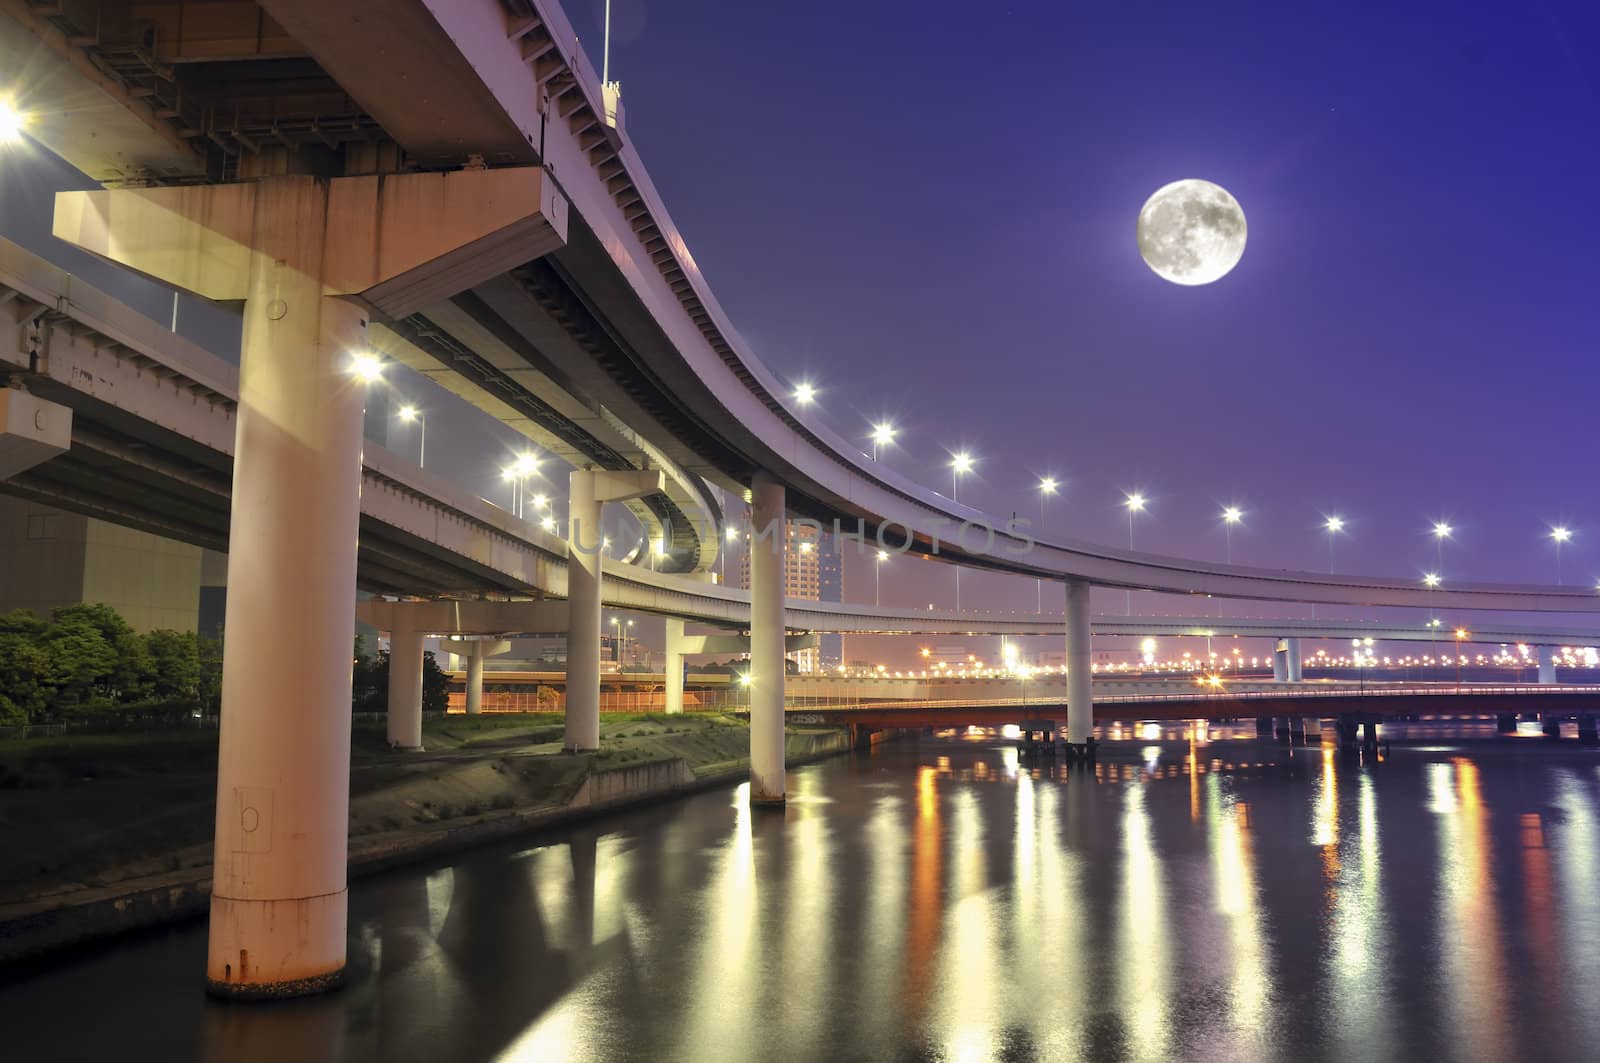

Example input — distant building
[740,521,841,672]
[0,496,226,633]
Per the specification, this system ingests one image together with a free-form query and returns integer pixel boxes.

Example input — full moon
[1136,179,1247,285]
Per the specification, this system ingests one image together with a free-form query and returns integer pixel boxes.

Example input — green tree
[422,651,449,713]
[0,611,50,724]
[145,629,201,702]
[42,613,119,710]
[197,635,224,715]
[49,603,150,703]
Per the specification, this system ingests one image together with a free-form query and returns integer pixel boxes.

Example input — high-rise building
[739,521,842,672]
[0,496,227,633]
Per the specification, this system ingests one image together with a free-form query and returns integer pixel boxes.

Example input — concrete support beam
[1538,645,1558,685]
[1065,579,1092,744]
[387,624,425,750]
[356,598,567,636]
[1283,637,1303,682]
[749,471,787,803]
[1271,642,1288,682]
[465,642,486,716]
[565,468,665,752]
[50,169,569,1000]
[0,389,71,479]
[664,617,685,716]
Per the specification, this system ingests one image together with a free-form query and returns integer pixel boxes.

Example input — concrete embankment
[0,725,854,966]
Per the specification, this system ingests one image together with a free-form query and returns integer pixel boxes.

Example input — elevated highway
[4,0,1598,997]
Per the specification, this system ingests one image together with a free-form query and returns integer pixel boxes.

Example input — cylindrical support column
[1065,579,1093,744]
[749,472,787,803]
[1538,646,1557,685]
[565,471,603,752]
[386,624,425,749]
[1256,715,1275,737]
[1496,713,1517,735]
[1284,637,1304,682]
[1272,640,1289,682]
[206,185,367,998]
[1543,715,1563,740]
[465,643,485,716]
[1579,716,1598,745]
[664,617,685,715]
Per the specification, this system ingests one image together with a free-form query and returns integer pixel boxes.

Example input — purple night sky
[3,0,1596,663]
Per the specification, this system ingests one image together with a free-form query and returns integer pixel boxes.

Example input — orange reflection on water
[1519,812,1561,1000]
[903,765,942,1024]
[1433,758,1512,1062]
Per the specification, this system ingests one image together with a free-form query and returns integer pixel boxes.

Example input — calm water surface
[8,725,1600,1063]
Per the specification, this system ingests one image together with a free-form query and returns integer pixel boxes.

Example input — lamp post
[1123,491,1146,614]
[870,422,897,463]
[875,549,889,607]
[1037,476,1058,613]
[397,404,426,468]
[1431,520,1452,579]
[1454,628,1468,691]
[1322,515,1345,573]
[1550,526,1573,585]
[951,451,974,610]
[1222,505,1243,564]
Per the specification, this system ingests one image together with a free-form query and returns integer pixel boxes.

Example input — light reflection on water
[8,731,1600,1062]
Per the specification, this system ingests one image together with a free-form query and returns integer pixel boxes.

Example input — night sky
[564,0,1599,601]
[4,0,1598,659]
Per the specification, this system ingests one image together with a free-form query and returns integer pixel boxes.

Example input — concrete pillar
[465,642,485,716]
[1284,637,1304,682]
[1538,646,1557,685]
[1272,642,1288,682]
[386,623,425,750]
[1579,716,1598,745]
[1256,715,1275,737]
[1496,713,1517,735]
[749,471,787,803]
[53,165,569,1000]
[1543,716,1563,740]
[664,617,686,715]
[564,468,662,752]
[1065,579,1093,744]
[565,470,603,752]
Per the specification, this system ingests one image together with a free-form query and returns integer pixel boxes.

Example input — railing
[822,683,1600,712]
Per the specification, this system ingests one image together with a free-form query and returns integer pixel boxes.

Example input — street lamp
[1221,505,1243,564]
[950,451,975,611]
[396,404,426,468]
[1036,476,1059,612]
[875,549,889,607]
[349,351,385,384]
[1322,515,1345,573]
[1430,520,1453,581]
[1123,491,1147,614]
[0,98,27,142]
[1550,526,1573,585]
[1454,628,1469,690]
[793,381,816,407]
[870,422,897,462]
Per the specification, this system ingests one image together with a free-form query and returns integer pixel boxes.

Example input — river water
[8,724,1600,1063]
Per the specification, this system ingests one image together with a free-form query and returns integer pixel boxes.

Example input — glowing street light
[793,381,816,406]
[874,548,889,607]
[349,351,384,384]
[1221,505,1243,564]
[869,422,897,462]
[950,451,975,610]
[1036,476,1059,613]
[1423,572,1441,588]
[1550,525,1573,585]
[1322,515,1346,573]
[396,403,426,468]
[0,98,25,142]
[1122,492,1147,614]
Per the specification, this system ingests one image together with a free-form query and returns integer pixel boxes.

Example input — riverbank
[0,713,854,964]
